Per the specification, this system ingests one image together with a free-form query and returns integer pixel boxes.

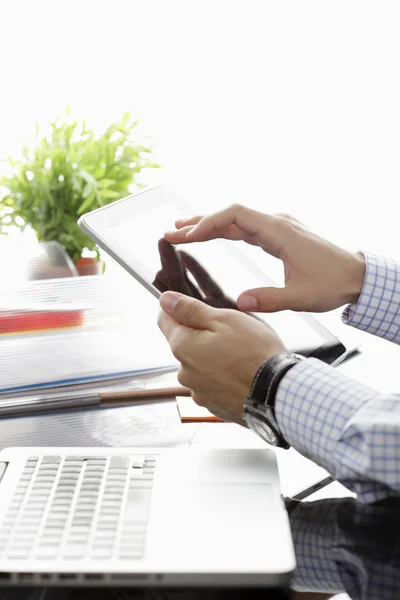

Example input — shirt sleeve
[275,358,400,503]
[286,497,400,599]
[342,252,400,344]
[285,498,346,596]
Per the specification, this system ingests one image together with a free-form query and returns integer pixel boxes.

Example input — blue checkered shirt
[286,496,400,599]
[275,252,400,597]
[276,252,400,504]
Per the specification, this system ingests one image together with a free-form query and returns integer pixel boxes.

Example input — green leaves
[99,189,120,200]
[0,108,161,262]
[77,191,97,216]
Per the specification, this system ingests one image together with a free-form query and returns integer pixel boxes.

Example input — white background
[1,0,400,261]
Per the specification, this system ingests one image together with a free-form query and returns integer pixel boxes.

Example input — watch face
[246,413,279,446]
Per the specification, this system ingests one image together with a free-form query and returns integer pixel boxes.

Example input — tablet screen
[82,187,346,362]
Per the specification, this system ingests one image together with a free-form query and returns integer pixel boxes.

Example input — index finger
[175,215,203,228]
[164,222,247,245]
[187,204,283,258]
[164,216,203,244]
[163,225,195,245]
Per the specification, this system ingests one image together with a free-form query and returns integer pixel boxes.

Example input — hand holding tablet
[78,185,355,499]
[78,185,348,364]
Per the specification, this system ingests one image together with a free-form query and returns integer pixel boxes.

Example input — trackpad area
[184,449,278,484]
[178,483,273,538]
[151,483,275,569]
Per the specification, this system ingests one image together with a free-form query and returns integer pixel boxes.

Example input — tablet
[78,185,347,364]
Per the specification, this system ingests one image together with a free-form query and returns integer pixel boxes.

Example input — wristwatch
[243,352,305,449]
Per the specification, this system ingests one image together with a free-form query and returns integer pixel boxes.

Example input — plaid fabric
[275,252,400,504]
[343,252,400,342]
[287,497,400,599]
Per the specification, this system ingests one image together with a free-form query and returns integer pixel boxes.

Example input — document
[0,271,177,394]
[0,328,176,394]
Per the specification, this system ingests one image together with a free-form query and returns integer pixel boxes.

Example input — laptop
[0,446,295,588]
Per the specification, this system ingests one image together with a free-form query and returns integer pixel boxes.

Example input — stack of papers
[0,327,177,395]
[0,304,87,335]
[0,273,177,397]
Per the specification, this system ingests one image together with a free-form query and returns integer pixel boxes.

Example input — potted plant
[0,108,160,275]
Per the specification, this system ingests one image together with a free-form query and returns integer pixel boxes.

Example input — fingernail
[238,295,257,311]
[161,292,181,312]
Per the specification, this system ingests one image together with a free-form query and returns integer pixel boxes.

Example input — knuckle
[177,367,191,388]
[265,288,280,313]
[273,212,294,222]
[229,202,244,214]
[185,300,202,325]
[169,333,184,362]
[274,214,296,233]
[273,212,305,231]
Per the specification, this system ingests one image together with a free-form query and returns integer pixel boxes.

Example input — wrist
[244,352,304,448]
[345,251,366,305]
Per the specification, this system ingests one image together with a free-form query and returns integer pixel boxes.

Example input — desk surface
[1,325,399,598]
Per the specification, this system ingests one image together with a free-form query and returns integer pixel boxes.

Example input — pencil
[0,386,192,417]
[100,386,192,406]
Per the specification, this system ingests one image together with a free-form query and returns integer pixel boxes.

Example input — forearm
[342,252,400,344]
[275,359,400,502]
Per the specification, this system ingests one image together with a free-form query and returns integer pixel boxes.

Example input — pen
[0,386,192,418]
[291,475,334,501]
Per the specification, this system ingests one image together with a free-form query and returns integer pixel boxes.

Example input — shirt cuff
[275,358,378,473]
[342,251,400,344]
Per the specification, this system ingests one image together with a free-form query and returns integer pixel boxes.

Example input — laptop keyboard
[0,454,156,561]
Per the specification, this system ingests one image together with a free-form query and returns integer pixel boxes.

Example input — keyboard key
[41,456,61,464]
[109,456,131,469]
[118,549,143,559]
[91,547,113,559]
[8,548,31,559]
[63,543,87,559]
[35,546,58,559]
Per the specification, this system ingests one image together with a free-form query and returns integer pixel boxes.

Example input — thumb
[160,291,216,329]
[237,286,296,313]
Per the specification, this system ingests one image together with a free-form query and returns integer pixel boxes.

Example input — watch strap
[245,352,304,448]
[250,352,304,409]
